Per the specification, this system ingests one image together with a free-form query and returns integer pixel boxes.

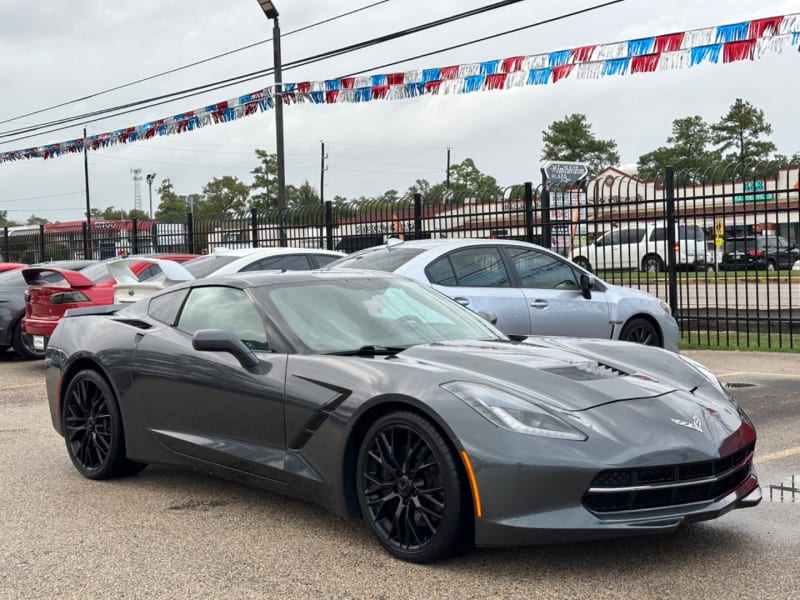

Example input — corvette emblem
[671,415,703,432]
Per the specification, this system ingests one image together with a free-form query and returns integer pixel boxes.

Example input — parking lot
[1,350,798,600]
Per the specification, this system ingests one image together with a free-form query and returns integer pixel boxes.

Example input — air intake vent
[545,362,627,381]
[112,319,153,330]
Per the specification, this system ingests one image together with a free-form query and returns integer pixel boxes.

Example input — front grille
[583,442,755,513]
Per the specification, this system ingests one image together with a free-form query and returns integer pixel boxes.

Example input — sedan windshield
[255,276,504,353]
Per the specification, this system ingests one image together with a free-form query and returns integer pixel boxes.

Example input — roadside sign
[714,219,725,237]
[543,161,589,185]
[715,236,724,247]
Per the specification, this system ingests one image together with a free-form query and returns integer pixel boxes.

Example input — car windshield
[330,246,425,272]
[182,254,240,278]
[254,276,504,353]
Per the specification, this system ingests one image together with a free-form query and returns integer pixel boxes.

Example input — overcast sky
[1,0,798,223]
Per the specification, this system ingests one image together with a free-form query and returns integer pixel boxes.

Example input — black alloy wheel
[11,322,45,360]
[356,411,467,563]
[620,317,660,347]
[62,369,145,479]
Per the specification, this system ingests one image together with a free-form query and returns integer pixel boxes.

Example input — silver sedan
[329,238,679,351]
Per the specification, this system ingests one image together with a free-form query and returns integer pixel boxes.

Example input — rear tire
[620,317,661,347]
[11,322,45,360]
[62,369,145,479]
[642,255,664,273]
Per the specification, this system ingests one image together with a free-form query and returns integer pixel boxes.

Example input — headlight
[660,300,671,316]
[441,381,587,441]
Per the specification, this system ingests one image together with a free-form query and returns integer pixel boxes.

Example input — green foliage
[0,209,18,227]
[711,98,776,166]
[195,175,249,216]
[287,180,321,209]
[154,179,189,221]
[541,114,620,174]
[26,214,49,226]
[637,116,721,183]
[250,149,278,212]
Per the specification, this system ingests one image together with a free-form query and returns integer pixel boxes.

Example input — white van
[572,223,710,272]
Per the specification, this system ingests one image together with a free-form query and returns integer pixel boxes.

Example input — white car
[113,247,344,303]
[328,238,679,352]
[572,223,710,273]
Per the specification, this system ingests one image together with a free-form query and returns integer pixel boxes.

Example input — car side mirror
[580,274,592,299]
[477,310,498,325]
[192,329,260,369]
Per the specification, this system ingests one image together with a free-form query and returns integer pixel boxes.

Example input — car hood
[396,337,708,411]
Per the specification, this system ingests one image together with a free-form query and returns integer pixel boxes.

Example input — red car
[21,254,196,352]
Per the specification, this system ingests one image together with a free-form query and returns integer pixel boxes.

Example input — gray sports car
[45,270,760,563]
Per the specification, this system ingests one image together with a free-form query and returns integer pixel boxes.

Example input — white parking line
[758,447,800,463]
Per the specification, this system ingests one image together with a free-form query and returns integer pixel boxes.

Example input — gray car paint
[44,270,757,550]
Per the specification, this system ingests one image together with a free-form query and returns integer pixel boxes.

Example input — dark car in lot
[720,235,799,271]
[45,270,759,562]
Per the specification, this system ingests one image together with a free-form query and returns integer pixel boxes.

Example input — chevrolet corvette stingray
[45,270,760,562]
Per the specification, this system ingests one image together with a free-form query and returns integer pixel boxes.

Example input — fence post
[82,222,90,259]
[39,224,46,262]
[524,182,534,244]
[2,227,8,261]
[251,208,259,248]
[540,169,551,249]
[150,222,158,253]
[186,211,195,255]
[414,194,422,239]
[665,166,678,317]
[131,218,139,255]
[325,201,333,251]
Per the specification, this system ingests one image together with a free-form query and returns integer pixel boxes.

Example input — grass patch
[679,331,800,352]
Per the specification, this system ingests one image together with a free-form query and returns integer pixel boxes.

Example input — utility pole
[446,147,451,189]
[83,127,92,258]
[320,141,328,248]
[146,173,157,219]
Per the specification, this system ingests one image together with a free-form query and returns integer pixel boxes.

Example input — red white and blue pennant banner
[2,14,799,163]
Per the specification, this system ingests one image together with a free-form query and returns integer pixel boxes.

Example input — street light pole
[256,0,287,246]
[146,173,157,219]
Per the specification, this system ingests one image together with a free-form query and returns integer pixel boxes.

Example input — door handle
[453,297,470,306]
[530,300,549,309]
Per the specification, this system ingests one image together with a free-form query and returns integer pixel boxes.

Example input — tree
[250,149,278,212]
[636,115,721,182]
[0,210,18,227]
[541,113,620,174]
[711,99,776,167]
[446,158,503,201]
[154,179,188,221]
[26,215,49,225]
[195,176,249,216]
[287,180,320,209]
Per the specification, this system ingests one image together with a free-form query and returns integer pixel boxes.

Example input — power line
[0,0,391,128]
[0,0,624,148]
[0,190,83,204]
[0,0,530,143]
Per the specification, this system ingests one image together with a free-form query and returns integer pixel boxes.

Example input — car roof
[365,238,544,251]
[211,246,343,258]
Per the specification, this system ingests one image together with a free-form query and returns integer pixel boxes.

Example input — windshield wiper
[326,345,407,356]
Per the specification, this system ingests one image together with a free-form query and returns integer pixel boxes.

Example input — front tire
[356,411,468,563]
[573,257,592,272]
[62,369,144,479]
[620,317,661,347]
[11,322,45,360]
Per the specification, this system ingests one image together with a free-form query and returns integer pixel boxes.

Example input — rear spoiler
[63,305,123,318]
[106,257,193,284]
[22,267,95,288]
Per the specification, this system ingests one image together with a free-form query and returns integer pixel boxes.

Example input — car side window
[507,248,579,290]
[625,229,647,244]
[312,254,340,268]
[428,247,511,287]
[596,230,622,246]
[148,288,190,325]
[240,254,311,272]
[176,286,269,351]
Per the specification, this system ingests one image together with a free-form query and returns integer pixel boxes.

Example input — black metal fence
[3,164,798,349]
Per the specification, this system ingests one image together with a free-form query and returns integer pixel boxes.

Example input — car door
[130,285,288,480]
[423,245,531,335]
[505,246,612,339]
